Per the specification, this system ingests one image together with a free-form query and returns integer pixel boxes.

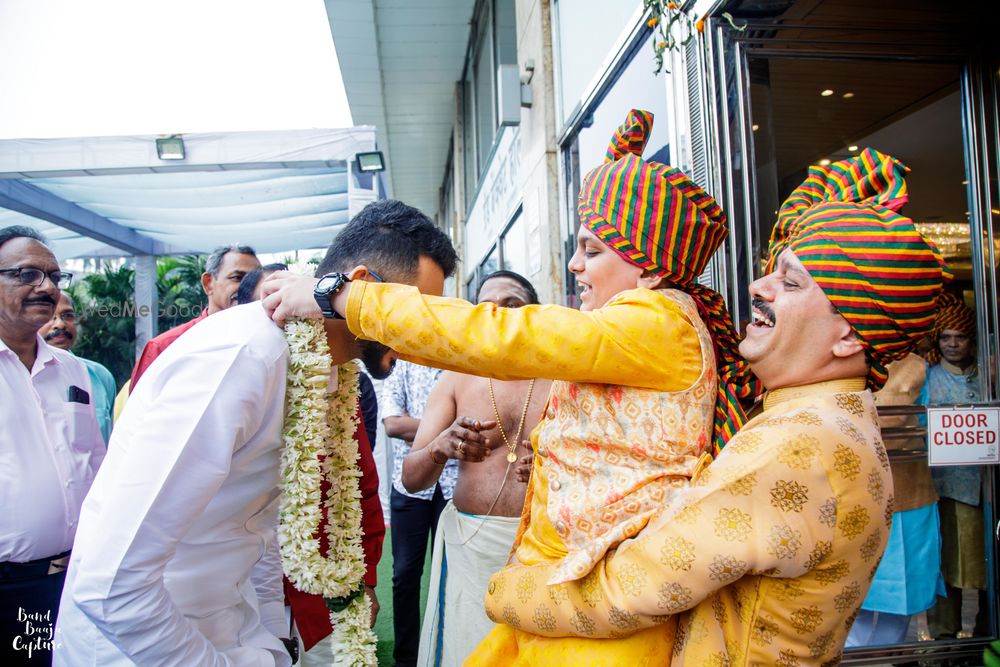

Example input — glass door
[701,0,999,663]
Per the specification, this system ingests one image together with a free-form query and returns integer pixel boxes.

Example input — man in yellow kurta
[473,148,951,665]
[262,110,758,665]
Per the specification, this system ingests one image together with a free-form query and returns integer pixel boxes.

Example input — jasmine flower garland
[281,318,377,666]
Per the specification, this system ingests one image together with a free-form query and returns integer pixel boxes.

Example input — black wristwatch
[313,272,351,319]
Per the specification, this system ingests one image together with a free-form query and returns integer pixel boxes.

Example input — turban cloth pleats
[923,292,976,365]
[934,292,976,338]
[767,148,951,389]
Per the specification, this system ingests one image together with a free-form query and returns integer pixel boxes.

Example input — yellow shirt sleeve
[482,418,837,638]
[345,282,702,392]
[113,380,130,423]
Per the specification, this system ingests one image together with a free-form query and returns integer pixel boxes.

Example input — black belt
[0,551,71,581]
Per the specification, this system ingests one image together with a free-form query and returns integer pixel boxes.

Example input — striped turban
[766,148,951,390]
[923,292,976,365]
[934,292,976,338]
[578,109,761,454]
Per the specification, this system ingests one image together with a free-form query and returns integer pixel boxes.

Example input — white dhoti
[416,501,519,667]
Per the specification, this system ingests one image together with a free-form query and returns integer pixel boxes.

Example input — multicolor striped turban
[923,292,976,365]
[766,147,951,390]
[578,109,761,454]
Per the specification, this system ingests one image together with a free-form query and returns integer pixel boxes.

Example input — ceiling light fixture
[848,145,858,152]
[752,124,760,131]
[155,135,185,161]
[842,92,854,99]
[821,89,834,97]
[819,159,831,166]
[355,151,386,173]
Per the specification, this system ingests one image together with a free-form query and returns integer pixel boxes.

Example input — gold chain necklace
[457,378,536,547]
[489,378,535,463]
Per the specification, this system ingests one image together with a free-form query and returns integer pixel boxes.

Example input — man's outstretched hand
[428,416,498,463]
[260,271,323,326]
[515,442,533,483]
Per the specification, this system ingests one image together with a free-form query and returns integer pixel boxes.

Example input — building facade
[330,0,998,662]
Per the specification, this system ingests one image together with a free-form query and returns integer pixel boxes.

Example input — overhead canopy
[0,127,378,260]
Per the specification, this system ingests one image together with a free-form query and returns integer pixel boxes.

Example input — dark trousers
[926,584,990,639]
[0,564,66,667]
[390,486,447,667]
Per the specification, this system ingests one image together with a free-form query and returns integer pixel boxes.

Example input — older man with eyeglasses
[0,225,104,666]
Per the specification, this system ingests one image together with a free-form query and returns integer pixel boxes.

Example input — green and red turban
[766,147,951,390]
[578,108,760,454]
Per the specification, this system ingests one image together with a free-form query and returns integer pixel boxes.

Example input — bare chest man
[451,375,551,516]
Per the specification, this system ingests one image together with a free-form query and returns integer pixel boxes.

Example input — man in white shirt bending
[0,226,104,666]
[54,200,457,667]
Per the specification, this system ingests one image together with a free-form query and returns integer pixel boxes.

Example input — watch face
[316,274,341,292]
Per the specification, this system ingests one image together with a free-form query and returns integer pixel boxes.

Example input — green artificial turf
[373,527,433,666]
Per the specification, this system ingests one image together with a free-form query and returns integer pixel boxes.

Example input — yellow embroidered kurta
[346,282,716,664]
[482,379,894,666]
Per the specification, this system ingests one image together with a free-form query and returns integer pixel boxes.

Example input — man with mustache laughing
[39,292,116,446]
[0,226,104,666]
[478,149,951,665]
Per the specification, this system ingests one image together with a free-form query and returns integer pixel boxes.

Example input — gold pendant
[507,451,518,463]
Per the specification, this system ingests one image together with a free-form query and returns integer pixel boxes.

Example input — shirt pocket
[64,401,99,453]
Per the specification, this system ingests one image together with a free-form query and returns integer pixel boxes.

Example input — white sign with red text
[927,407,1000,466]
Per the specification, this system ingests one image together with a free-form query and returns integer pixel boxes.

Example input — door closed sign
[927,406,1000,466]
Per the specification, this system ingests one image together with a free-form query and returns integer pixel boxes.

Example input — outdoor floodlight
[156,136,186,161]
[356,151,385,173]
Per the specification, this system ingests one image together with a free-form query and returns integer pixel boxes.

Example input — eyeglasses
[368,269,385,283]
[0,267,73,287]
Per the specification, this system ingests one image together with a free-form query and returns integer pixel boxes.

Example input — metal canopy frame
[0,126,378,260]
[0,179,174,255]
[0,127,378,351]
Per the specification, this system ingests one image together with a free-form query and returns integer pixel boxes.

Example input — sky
[0,0,352,139]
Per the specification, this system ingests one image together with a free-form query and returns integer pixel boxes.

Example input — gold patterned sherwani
[482,378,893,666]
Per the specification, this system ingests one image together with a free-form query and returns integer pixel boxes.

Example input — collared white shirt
[0,335,104,563]
[54,303,291,667]
[382,360,457,499]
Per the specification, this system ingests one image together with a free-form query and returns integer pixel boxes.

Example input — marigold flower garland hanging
[280,317,377,666]
[644,0,744,74]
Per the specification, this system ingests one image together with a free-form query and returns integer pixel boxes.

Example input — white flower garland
[280,318,377,666]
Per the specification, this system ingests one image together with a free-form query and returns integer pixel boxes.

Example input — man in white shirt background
[38,292,117,446]
[53,200,457,667]
[0,226,105,666]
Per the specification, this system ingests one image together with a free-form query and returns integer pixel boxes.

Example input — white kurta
[54,303,291,667]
